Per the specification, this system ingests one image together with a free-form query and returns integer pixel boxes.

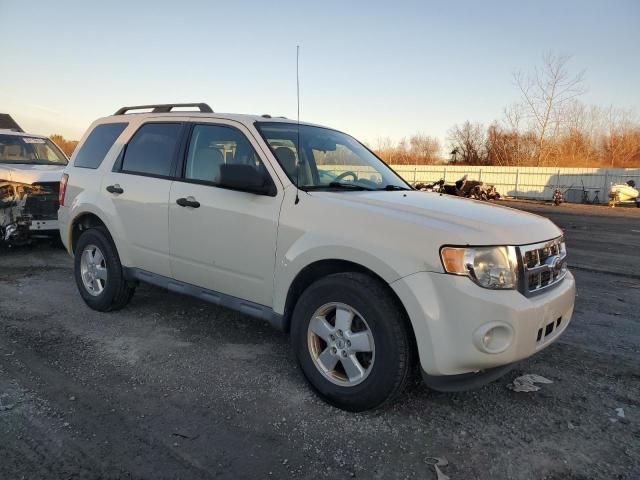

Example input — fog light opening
[474,323,513,354]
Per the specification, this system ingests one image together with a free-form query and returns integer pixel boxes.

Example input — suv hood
[0,163,65,184]
[311,190,561,246]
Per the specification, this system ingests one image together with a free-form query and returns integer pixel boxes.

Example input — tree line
[49,134,78,158]
[376,53,640,168]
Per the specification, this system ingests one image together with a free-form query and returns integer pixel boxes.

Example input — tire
[291,272,414,412]
[74,227,135,312]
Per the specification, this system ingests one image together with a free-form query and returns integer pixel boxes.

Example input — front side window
[121,123,181,177]
[75,122,128,169]
[255,122,409,191]
[0,134,67,165]
[184,124,268,184]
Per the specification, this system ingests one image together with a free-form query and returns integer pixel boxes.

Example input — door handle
[106,184,124,194]
[176,197,200,208]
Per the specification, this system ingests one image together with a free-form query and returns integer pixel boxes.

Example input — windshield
[0,134,68,165]
[255,122,410,191]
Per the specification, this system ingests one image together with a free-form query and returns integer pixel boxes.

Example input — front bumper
[29,219,58,231]
[1,180,60,243]
[391,270,576,377]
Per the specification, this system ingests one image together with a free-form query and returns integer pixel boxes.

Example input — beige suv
[58,103,576,411]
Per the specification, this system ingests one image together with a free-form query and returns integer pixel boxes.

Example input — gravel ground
[0,201,638,480]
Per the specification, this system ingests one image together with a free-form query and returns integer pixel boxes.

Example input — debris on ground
[172,431,199,440]
[425,457,450,480]
[0,393,16,411]
[507,374,553,392]
[616,408,625,418]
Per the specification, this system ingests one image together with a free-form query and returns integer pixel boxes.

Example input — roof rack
[113,103,213,115]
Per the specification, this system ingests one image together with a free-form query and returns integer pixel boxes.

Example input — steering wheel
[333,171,358,182]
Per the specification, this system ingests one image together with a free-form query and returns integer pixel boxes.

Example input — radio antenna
[295,45,301,205]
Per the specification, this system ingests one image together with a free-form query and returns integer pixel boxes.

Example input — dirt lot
[0,201,638,480]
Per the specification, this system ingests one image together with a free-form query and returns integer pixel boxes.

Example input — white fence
[388,165,640,204]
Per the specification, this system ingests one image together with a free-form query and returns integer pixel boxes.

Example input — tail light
[59,173,69,206]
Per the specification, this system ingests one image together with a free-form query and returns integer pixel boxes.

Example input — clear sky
[1,0,638,148]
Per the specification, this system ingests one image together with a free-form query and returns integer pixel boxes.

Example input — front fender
[272,231,407,315]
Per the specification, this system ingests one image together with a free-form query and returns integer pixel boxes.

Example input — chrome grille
[518,237,567,296]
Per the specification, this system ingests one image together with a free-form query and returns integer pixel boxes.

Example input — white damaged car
[0,129,68,245]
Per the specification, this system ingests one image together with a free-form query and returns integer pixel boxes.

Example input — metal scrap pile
[415,175,501,201]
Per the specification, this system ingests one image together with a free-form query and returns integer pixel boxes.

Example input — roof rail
[113,103,214,115]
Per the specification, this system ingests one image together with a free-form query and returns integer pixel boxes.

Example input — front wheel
[291,272,414,411]
[74,227,135,312]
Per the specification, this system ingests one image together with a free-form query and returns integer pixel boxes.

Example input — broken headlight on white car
[440,246,518,289]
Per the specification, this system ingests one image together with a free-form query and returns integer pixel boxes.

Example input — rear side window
[74,123,128,169]
[120,123,181,177]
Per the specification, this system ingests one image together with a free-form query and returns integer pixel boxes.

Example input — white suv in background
[58,103,576,411]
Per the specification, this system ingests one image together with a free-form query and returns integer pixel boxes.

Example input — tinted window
[121,123,181,177]
[74,123,127,169]
[185,124,265,184]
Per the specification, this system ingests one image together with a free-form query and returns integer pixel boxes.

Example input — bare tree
[490,104,537,166]
[408,134,441,164]
[514,52,586,166]
[374,134,441,165]
[602,107,640,167]
[448,121,487,164]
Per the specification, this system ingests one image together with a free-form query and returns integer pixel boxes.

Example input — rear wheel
[291,272,413,411]
[74,227,135,311]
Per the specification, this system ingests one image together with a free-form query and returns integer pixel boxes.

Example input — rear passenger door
[101,122,185,277]
[168,121,283,307]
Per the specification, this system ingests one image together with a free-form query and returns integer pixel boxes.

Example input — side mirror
[218,164,276,196]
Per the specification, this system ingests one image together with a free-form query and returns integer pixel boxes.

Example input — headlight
[440,246,519,289]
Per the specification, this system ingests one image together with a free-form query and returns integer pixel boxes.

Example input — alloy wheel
[307,302,375,387]
[80,244,107,296]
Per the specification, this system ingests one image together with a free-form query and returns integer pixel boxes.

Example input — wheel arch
[281,259,417,353]
[69,211,120,257]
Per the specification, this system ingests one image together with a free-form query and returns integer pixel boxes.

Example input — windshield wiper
[328,182,374,190]
[301,182,374,191]
[378,184,411,191]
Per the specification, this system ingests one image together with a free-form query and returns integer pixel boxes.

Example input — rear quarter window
[74,123,128,169]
